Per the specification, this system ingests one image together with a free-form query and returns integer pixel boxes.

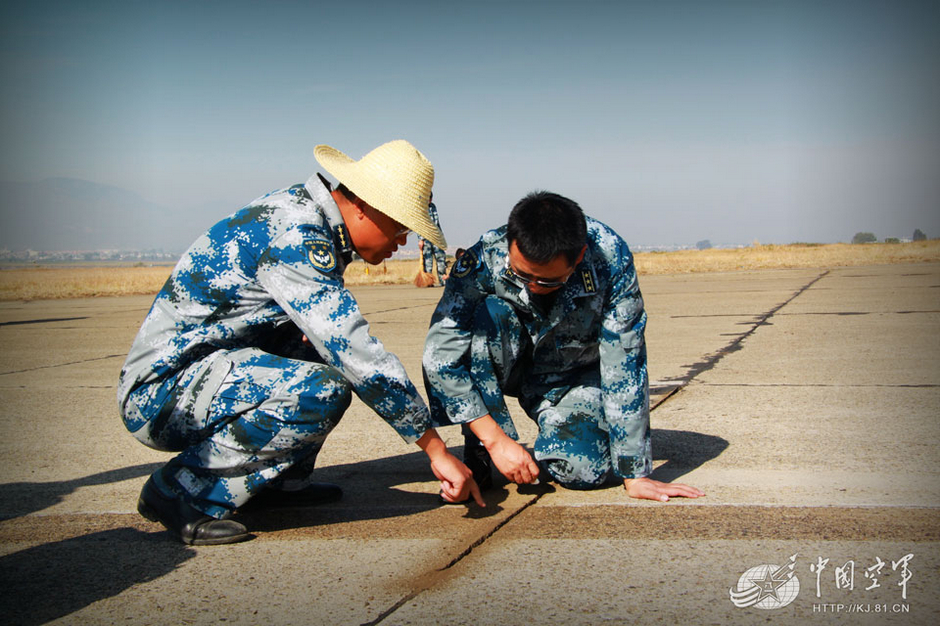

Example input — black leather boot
[463,426,494,490]
[138,476,250,546]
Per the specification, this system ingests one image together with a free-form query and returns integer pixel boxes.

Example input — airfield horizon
[2,239,939,302]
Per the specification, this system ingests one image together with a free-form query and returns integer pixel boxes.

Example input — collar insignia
[581,269,596,293]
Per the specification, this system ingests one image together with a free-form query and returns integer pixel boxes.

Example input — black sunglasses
[504,258,573,288]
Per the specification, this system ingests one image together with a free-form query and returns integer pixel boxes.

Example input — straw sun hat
[314,140,446,249]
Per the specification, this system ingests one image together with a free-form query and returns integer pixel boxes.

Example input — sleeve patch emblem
[304,239,337,272]
[451,248,478,278]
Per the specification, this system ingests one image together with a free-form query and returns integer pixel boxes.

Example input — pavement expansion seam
[0,316,89,326]
[360,303,438,316]
[655,270,830,399]
[361,491,550,626]
[437,490,550,572]
[0,354,125,377]
[700,382,940,388]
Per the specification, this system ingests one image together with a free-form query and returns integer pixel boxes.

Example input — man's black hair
[336,184,359,203]
[506,191,587,265]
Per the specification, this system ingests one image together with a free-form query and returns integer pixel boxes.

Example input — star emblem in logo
[729,554,801,610]
[749,565,793,603]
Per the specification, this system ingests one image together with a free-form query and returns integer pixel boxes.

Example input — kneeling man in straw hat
[118,140,484,545]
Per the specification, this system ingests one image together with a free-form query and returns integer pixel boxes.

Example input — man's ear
[575,244,588,266]
[332,189,366,220]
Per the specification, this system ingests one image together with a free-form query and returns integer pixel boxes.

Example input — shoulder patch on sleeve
[451,248,479,278]
[304,239,337,272]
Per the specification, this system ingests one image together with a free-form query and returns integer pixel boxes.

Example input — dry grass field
[634,240,940,274]
[2,240,938,301]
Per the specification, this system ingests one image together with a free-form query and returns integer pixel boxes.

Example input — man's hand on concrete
[432,452,485,506]
[623,477,704,502]
[417,429,485,506]
[488,437,540,484]
[469,416,540,484]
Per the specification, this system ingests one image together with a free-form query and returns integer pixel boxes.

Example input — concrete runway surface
[0,264,937,625]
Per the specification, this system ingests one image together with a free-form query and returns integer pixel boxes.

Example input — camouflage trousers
[421,244,449,280]
[123,347,352,519]
[466,296,612,489]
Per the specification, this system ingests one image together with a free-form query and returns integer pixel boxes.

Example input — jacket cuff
[392,406,432,444]
[615,454,652,479]
[443,390,490,424]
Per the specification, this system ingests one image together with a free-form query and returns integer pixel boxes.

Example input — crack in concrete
[68,385,116,389]
[0,316,89,327]
[670,310,940,318]
[362,303,438,316]
[437,491,548,572]
[670,313,766,319]
[364,491,549,625]
[0,355,124,377]
[702,382,939,388]
[658,270,831,391]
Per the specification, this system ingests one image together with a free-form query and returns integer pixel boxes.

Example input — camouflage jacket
[118,174,431,443]
[423,217,650,476]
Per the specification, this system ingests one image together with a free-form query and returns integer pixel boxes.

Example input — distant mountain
[0,178,193,252]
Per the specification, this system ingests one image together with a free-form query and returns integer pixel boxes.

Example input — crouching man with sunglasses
[423,191,703,503]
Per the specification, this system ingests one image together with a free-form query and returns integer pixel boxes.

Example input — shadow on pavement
[650,428,729,482]
[240,448,514,532]
[0,527,194,625]
[0,429,725,534]
[0,463,164,520]
[242,429,727,531]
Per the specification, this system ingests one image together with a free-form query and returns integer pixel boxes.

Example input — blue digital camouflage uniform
[420,202,448,283]
[422,217,651,488]
[118,174,431,519]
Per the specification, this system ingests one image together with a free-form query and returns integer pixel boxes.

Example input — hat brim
[315,143,447,250]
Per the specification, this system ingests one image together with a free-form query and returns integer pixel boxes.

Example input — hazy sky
[2,0,938,249]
